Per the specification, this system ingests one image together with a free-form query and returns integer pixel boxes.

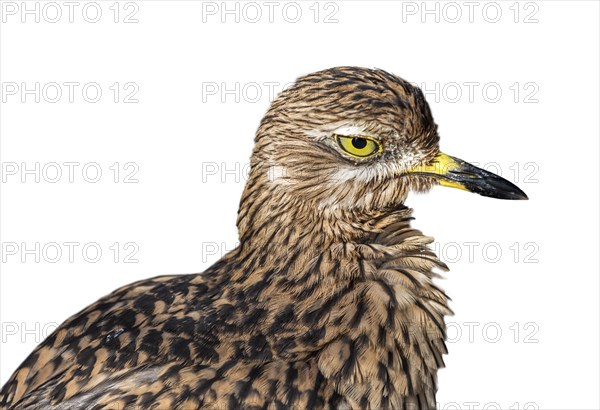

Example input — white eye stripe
[332,125,371,137]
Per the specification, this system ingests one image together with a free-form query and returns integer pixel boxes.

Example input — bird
[0,66,527,410]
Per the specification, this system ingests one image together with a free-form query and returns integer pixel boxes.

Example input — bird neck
[207,181,450,404]
[229,167,447,296]
[236,165,408,246]
[205,172,451,408]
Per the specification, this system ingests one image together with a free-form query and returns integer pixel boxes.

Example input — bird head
[240,67,526,237]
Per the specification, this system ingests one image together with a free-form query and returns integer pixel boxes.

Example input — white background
[1,1,599,409]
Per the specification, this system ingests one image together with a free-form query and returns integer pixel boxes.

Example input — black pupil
[352,137,367,149]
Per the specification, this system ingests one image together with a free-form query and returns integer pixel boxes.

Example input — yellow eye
[335,135,382,158]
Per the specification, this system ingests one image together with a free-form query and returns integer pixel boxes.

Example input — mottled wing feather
[0,274,343,409]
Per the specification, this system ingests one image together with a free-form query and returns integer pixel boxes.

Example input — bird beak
[406,153,528,200]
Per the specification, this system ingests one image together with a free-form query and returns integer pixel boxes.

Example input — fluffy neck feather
[208,171,452,408]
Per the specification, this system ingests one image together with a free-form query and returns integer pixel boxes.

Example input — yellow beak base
[407,153,528,200]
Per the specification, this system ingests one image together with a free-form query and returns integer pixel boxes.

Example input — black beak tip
[479,178,529,200]
[503,189,529,200]
[515,190,529,200]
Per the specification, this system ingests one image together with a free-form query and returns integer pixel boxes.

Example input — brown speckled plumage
[0,67,526,409]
